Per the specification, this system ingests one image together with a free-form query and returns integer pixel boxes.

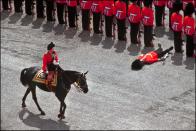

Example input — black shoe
[59,21,65,24]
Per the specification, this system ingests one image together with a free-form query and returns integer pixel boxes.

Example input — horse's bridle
[74,77,86,92]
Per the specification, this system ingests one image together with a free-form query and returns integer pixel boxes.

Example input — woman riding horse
[20,43,89,119]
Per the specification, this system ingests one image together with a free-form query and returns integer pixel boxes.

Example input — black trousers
[130,22,140,44]
[174,31,183,52]
[155,47,173,58]
[36,0,45,18]
[105,15,113,37]
[169,8,174,29]
[117,19,126,40]
[2,0,9,10]
[93,12,102,33]
[82,9,90,30]
[14,0,23,12]
[46,0,55,21]
[144,25,153,46]
[155,5,165,26]
[25,0,33,15]
[68,6,77,27]
[186,35,194,57]
[57,3,66,24]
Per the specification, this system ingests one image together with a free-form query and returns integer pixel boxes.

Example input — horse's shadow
[20,15,34,26]
[78,30,91,42]
[100,37,114,49]
[8,12,23,24]
[19,108,70,130]
[32,18,45,29]
[114,40,127,53]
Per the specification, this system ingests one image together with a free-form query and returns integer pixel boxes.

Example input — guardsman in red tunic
[131,46,173,70]
[171,1,183,53]
[56,0,67,24]
[128,0,141,44]
[42,42,59,87]
[182,0,195,16]
[36,0,45,18]
[14,0,23,13]
[167,0,175,29]
[80,0,92,31]
[67,0,78,28]
[91,0,104,34]
[141,0,154,47]
[46,0,56,21]
[153,0,166,27]
[25,0,34,15]
[115,0,127,41]
[183,3,195,57]
[103,0,115,37]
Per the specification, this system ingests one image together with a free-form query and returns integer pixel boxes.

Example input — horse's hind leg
[31,87,45,115]
[22,87,31,108]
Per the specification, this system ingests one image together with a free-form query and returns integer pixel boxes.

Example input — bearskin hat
[173,1,183,12]
[47,42,55,50]
[143,0,153,7]
[131,59,144,70]
[184,3,195,16]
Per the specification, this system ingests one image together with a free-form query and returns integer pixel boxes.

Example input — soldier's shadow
[78,30,91,42]
[183,57,195,70]
[20,15,34,26]
[127,44,141,56]
[8,12,23,24]
[154,26,166,38]
[53,24,66,35]
[101,37,114,49]
[141,47,154,54]
[32,18,45,29]
[114,40,127,53]
[64,27,77,39]
[19,108,70,130]
[42,21,55,33]
[90,33,103,46]
[171,52,183,66]
[1,11,10,21]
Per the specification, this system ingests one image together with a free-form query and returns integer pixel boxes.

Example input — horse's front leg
[22,87,31,108]
[58,101,66,120]
[31,87,45,115]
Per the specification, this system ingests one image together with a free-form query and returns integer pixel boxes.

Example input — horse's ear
[84,71,88,75]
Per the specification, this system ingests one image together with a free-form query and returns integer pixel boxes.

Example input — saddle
[32,70,58,91]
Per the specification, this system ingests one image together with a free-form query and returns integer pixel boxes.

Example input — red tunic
[56,0,66,4]
[128,3,141,23]
[141,7,154,26]
[67,0,77,7]
[182,0,195,10]
[171,12,183,32]
[91,0,103,13]
[80,0,92,10]
[153,0,166,6]
[183,16,195,36]
[115,0,126,20]
[138,51,158,64]
[103,0,115,16]
[42,51,59,72]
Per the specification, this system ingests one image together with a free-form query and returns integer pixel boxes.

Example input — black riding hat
[131,59,144,70]
[47,42,55,50]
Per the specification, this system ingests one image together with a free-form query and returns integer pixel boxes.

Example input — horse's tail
[20,68,29,86]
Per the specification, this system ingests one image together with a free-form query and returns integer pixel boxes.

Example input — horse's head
[74,71,88,93]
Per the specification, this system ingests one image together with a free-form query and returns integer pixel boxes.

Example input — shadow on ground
[19,108,70,130]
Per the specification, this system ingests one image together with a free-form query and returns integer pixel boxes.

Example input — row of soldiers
[1,0,196,57]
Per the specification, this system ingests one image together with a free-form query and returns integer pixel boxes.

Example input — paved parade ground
[1,6,195,130]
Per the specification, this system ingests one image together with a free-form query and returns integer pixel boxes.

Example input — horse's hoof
[58,114,65,119]
[58,114,61,118]
[22,103,26,108]
[41,111,45,115]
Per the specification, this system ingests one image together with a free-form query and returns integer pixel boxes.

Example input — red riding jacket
[138,51,158,64]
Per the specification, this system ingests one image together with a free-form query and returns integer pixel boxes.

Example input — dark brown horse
[20,65,88,119]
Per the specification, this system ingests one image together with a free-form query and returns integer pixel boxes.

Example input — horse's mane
[63,70,81,76]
